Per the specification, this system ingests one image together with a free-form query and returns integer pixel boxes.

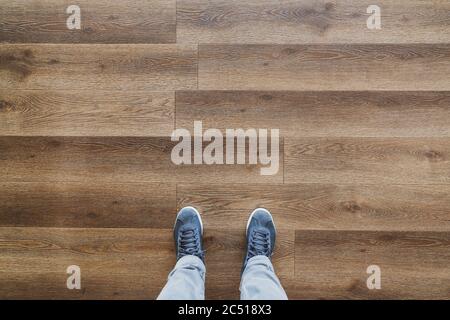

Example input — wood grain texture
[0,90,174,136]
[0,227,174,299]
[0,137,282,183]
[285,138,450,184]
[0,44,197,90]
[0,0,176,43]
[178,184,450,232]
[0,182,175,228]
[177,91,450,137]
[178,0,450,44]
[0,227,294,299]
[294,230,450,299]
[198,44,450,90]
[1,0,450,300]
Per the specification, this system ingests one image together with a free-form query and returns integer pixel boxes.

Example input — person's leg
[240,255,287,300]
[157,255,205,300]
[157,206,205,300]
[240,208,288,300]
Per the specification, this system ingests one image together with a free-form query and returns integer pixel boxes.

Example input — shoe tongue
[182,230,194,237]
[180,224,196,239]
[254,226,268,236]
[180,223,195,232]
[252,228,269,255]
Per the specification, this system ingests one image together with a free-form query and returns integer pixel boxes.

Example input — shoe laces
[179,227,203,259]
[248,228,271,258]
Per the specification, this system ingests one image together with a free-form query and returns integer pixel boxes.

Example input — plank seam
[282,136,285,184]
[175,0,178,43]
[174,91,177,131]
[197,45,199,90]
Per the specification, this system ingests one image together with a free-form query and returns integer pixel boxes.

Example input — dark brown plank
[178,0,450,44]
[294,230,450,299]
[0,44,197,90]
[176,91,450,137]
[198,44,450,90]
[0,0,175,43]
[177,184,450,232]
[0,227,294,299]
[0,181,175,228]
[285,138,450,184]
[0,90,174,136]
[0,137,282,183]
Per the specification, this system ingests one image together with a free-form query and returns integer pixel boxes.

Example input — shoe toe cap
[251,209,274,226]
[176,207,202,228]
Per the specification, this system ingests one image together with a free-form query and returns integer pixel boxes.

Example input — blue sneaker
[242,208,276,272]
[174,206,204,262]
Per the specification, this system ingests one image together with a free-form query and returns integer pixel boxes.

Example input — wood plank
[294,230,450,299]
[0,0,175,43]
[0,227,174,299]
[0,273,164,300]
[285,138,450,184]
[0,227,294,299]
[198,44,450,91]
[0,90,174,136]
[0,137,282,183]
[0,44,197,91]
[177,91,450,137]
[0,181,175,228]
[178,0,450,44]
[177,184,450,232]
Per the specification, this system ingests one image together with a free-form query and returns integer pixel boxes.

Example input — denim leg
[157,255,206,300]
[240,256,288,300]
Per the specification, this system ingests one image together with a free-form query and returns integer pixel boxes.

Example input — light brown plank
[198,44,450,91]
[285,138,450,184]
[0,90,174,136]
[0,0,175,43]
[177,184,450,232]
[294,230,450,299]
[0,137,282,183]
[176,91,450,137]
[0,44,197,91]
[0,181,175,228]
[178,0,450,44]
[0,227,294,299]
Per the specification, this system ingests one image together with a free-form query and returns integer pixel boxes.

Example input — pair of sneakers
[174,206,276,271]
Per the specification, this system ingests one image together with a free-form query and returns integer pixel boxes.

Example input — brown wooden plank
[0,273,166,299]
[0,0,175,43]
[0,181,175,228]
[294,230,450,299]
[0,227,294,299]
[198,44,450,91]
[0,136,282,183]
[178,0,450,44]
[0,90,174,136]
[285,138,450,184]
[0,227,174,299]
[176,91,450,137]
[177,184,450,232]
[0,44,197,91]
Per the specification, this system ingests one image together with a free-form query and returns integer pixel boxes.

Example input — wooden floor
[1,0,450,299]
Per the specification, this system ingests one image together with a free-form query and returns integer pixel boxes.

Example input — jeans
[157,255,288,300]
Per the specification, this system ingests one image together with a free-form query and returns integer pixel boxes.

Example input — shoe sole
[175,206,203,235]
[245,207,276,237]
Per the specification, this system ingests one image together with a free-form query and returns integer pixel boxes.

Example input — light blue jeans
[157,255,288,300]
